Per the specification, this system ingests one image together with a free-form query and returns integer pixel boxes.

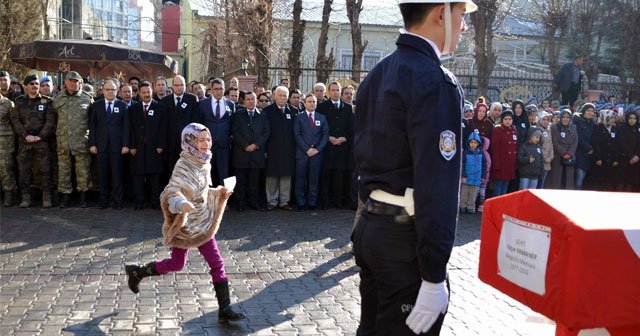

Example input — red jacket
[490,125,518,180]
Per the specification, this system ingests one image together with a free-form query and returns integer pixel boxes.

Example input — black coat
[317,99,354,170]
[129,100,168,174]
[88,99,130,153]
[573,114,595,171]
[161,92,199,161]
[232,107,270,169]
[617,123,640,187]
[264,103,297,176]
[517,142,544,178]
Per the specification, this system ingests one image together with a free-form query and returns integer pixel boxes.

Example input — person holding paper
[124,123,245,324]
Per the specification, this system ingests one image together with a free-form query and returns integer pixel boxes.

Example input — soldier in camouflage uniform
[53,71,94,208]
[0,90,16,206]
[9,75,55,208]
[0,71,20,102]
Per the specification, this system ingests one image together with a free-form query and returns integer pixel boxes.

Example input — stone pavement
[1,204,543,335]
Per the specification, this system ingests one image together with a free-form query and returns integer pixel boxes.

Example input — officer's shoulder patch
[439,130,456,161]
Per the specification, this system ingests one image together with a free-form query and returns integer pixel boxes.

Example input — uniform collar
[397,30,441,62]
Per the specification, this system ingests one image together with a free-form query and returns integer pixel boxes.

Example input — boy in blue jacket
[460,132,486,214]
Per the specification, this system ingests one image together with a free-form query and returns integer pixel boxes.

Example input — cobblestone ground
[1,204,544,335]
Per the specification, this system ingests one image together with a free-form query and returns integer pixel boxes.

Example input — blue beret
[39,76,52,84]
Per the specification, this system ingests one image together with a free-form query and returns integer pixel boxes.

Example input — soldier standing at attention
[352,0,476,334]
[53,71,94,208]
[9,75,55,208]
[0,89,16,206]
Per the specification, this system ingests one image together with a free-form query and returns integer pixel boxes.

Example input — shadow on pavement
[183,252,357,333]
[61,312,119,335]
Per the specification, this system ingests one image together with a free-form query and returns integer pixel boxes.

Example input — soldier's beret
[66,71,82,81]
[23,74,38,85]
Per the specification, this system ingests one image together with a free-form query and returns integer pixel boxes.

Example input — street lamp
[241,58,249,76]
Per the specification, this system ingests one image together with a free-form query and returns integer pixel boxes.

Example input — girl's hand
[182,202,195,213]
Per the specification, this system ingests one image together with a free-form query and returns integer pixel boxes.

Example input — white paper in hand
[223,176,236,191]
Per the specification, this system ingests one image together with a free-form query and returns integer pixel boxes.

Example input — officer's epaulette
[14,95,25,102]
[40,95,53,103]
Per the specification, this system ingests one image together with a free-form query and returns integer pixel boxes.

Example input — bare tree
[0,0,43,73]
[618,0,640,101]
[40,0,50,39]
[533,0,574,99]
[346,0,367,83]
[315,0,335,84]
[573,0,607,89]
[288,0,305,90]
[469,0,503,98]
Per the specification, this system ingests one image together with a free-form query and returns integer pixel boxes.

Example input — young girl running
[125,123,245,324]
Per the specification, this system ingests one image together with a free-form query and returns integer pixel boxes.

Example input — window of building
[340,50,383,71]
[340,50,353,70]
[363,51,383,71]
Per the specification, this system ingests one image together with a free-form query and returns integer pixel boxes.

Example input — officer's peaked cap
[398,0,478,13]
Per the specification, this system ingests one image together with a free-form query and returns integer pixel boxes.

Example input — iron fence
[261,63,639,104]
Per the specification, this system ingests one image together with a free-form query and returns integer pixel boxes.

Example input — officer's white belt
[369,188,415,217]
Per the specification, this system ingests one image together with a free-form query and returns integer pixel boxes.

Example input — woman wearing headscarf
[616,111,640,191]
[548,109,578,189]
[572,103,596,189]
[590,109,621,191]
[468,97,494,142]
[512,100,529,144]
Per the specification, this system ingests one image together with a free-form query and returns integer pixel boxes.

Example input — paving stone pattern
[1,206,537,335]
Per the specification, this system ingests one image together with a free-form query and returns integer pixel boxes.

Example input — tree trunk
[346,0,367,83]
[315,0,334,85]
[41,0,50,39]
[470,0,498,98]
[254,0,273,88]
[288,0,305,90]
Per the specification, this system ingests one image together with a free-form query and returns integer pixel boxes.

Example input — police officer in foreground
[53,71,94,208]
[9,75,55,208]
[352,0,476,334]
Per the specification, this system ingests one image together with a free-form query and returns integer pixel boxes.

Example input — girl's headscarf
[181,123,212,164]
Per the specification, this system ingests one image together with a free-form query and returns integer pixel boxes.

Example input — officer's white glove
[405,280,448,334]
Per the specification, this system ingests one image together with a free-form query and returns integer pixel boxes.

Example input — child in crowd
[125,123,245,324]
[518,127,544,189]
[490,110,518,196]
[476,136,491,212]
[537,111,554,188]
[460,132,486,214]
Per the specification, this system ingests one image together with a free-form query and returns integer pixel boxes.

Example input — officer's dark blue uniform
[352,32,464,335]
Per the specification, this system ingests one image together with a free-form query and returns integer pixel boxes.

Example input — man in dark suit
[264,86,298,211]
[317,81,354,209]
[129,81,168,210]
[89,79,130,209]
[161,75,198,182]
[293,95,329,211]
[198,78,235,185]
[232,92,270,211]
[556,55,583,106]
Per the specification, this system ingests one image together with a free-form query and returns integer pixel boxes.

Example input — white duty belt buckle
[369,188,415,217]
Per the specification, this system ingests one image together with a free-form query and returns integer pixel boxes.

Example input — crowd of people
[0,70,358,211]
[1,68,638,213]
[460,95,640,214]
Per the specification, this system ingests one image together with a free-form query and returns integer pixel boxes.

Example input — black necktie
[176,96,181,107]
[335,102,339,110]
[107,102,112,115]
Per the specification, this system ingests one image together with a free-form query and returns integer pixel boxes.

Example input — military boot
[125,262,159,294]
[3,190,12,207]
[79,192,88,208]
[213,280,246,324]
[42,191,52,208]
[59,193,71,208]
[19,193,31,208]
